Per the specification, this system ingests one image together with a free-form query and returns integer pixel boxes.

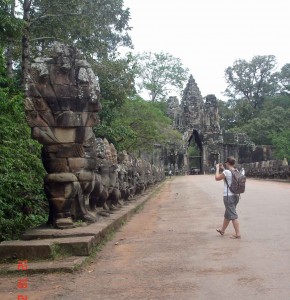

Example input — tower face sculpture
[25,42,101,228]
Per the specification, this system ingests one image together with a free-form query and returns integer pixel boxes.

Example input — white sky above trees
[123,0,290,100]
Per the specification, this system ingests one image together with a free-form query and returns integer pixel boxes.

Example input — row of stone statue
[24,42,164,229]
[241,159,290,180]
[44,137,165,228]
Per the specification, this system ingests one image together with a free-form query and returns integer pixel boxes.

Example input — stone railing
[240,159,290,181]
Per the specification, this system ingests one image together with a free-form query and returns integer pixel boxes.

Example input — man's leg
[221,218,230,232]
[232,219,240,237]
[217,218,230,235]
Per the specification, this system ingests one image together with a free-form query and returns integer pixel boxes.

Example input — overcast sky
[123,0,290,100]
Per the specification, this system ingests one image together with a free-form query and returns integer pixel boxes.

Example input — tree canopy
[134,51,189,102]
[278,63,290,95]
[221,55,290,152]
[224,55,279,109]
[27,0,132,59]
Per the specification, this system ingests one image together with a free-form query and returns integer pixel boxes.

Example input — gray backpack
[225,169,246,195]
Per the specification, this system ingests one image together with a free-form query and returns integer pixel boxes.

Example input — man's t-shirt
[223,169,234,196]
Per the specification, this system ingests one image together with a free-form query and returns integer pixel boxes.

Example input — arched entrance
[187,129,203,174]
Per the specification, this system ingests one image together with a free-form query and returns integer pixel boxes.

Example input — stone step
[21,200,142,241]
[0,256,87,274]
[0,235,96,260]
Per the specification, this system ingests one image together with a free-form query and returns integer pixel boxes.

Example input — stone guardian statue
[25,42,101,228]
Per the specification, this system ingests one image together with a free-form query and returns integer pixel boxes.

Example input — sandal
[216,229,224,236]
[230,235,241,239]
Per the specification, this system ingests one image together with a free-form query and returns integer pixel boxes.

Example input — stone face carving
[25,42,101,228]
[181,75,204,132]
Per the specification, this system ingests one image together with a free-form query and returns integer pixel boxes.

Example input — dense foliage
[0,54,47,241]
[271,129,290,161]
[96,96,182,153]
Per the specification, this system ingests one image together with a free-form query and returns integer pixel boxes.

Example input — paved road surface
[1,175,290,300]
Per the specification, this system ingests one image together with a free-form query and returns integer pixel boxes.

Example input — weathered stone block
[75,127,87,144]
[77,170,94,182]
[45,172,78,183]
[86,158,97,170]
[53,84,78,99]
[57,236,96,256]
[77,85,96,100]
[27,84,41,97]
[0,236,96,260]
[56,97,77,111]
[36,83,57,98]
[0,240,53,260]
[42,158,69,173]
[55,111,83,127]
[54,128,76,143]
[85,112,99,127]
[43,96,60,111]
[55,144,85,158]
[67,158,87,172]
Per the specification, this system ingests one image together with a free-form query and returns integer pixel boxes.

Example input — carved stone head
[25,42,101,145]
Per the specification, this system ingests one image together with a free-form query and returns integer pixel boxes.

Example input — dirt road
[1,175,290,300]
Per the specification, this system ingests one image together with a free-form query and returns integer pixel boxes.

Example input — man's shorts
[223,195,239,220]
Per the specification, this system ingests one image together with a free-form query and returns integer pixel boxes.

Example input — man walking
[215,156,241,239]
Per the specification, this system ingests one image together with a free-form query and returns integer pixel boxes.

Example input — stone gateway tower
[167,75,253,174]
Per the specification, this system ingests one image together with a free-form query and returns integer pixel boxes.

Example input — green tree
[263,94,290,111]
[278,63,290,95]
[95,53,137,114]
[217,100,233,131]
[218,98,255,131]
[224,55,279,109]
[233,117,273,145]
[0,0,23,77]
[271,129,290,161]
[0,1,22,45]
[97,96,182,153]
[29,0,132,59]
[135,51,189,102]
[232,106,290,145]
